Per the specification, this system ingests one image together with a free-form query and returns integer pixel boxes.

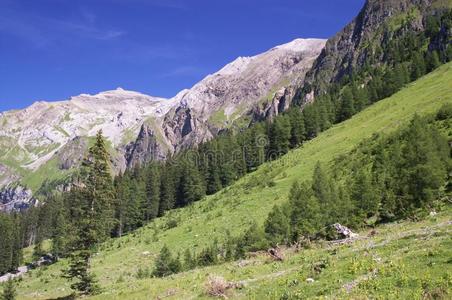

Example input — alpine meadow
[0,1,451,300]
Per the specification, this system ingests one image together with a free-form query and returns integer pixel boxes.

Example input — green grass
[21,156,69,191]
[209,109,228,127]
[10,63,452,299]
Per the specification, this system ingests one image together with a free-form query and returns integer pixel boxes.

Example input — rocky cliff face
[0,38,326,207]
[300,0,450,97]
[0,185,37,212]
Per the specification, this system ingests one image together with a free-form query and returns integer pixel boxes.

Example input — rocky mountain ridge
[300,0,451,97]
[0,38,326,209]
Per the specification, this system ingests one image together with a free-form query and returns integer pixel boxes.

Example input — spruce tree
[267,115,291,159]
[264,205,290,246]
[312,162,337,225]
[235,222,267,259]
[159,167,175,215]
[352,169,380,219]
[64,250,99,294]
[10,216,22,271]
[145,163,161,221]
[80,130,115,241]
[288,108,306,148]
[126,180,145,231]
[426,50,441,72]
[303,104,320,139]
[51,209,68,260]
[206,161,222,195]
[177,159,205,206]
[399,115,448,214]
[152,245,176,277]
[338,88,355,122]
[0,215,13,274]
[183,248,195,271]
[411,51,426,80]
[64,130,113,295]
[1,279,16,300]
[289,181,321,241]
[219,162,236,187]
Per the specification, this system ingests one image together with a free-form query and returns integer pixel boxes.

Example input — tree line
[148,105,451,278]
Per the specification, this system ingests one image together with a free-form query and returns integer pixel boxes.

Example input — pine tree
[51,208,68,260]
[10,215,22,271]
[197,243,219,266]
[126,180,145,231]
[113,174,128,237]
[152,245,176,277]
[426,51,441,72]
[219,162,236,187]
[206,161,222,195]
[183,248,195,271]
[79,130,115,241]
[1,279,16,300]
[177,158,205,206]
[235,222,267,259]
[243,124,267,171]
[159,166,175,215]
[264,205,290,246]
[303,104,320,139]
[338,87,355,122]
[0,215,14,274]
[352,169,380,219]
[64,130,113,295]
[312,162,337,225]
[411,51,426,80]
[399,115,448,214]
[64,250,99,294]
[144,163,161,221]
[32,241,44,261]
[289,181,321,241]
[267,115,291,159]
[288,108,306,148]
[336,185,357,227]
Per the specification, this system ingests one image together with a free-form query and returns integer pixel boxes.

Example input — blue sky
[0,0,364,112]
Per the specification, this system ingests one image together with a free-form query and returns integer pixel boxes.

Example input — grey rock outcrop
[125,123,167,169]
[0,185,38,212]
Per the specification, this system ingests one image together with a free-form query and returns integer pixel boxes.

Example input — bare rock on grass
[333,223,358,239]
[205,275,231,299]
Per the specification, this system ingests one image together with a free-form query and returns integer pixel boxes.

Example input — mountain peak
[273,38,327,52]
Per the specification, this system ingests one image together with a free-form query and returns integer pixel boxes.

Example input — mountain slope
[0,38,325,209]
[300,0,451,97]
[13,61,452,300]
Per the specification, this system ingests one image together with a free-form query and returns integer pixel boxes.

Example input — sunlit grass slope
[15,62,452,299]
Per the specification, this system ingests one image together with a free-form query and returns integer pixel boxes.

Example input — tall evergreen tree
[267,115,291,159]
[312,162,336,225]
[411,51,426,80]
[51,208,68,260]
[288,108,306,148]
[352,169,380,219]
[426,50,441,72]
[144,163,161,221]
[159,166,175,216]
[264,205,290,246]
[399,115,448,214]
[338,87,355,121]
[152,245,180,277]
[288,181,321,240]
[177,158,205,206]
[64,130,113,295]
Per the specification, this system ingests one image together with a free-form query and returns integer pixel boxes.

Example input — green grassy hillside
[14,62,452,299]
